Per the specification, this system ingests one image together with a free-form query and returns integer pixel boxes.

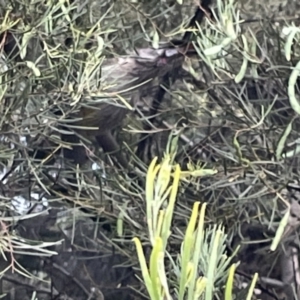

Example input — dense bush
[1,0,300,299]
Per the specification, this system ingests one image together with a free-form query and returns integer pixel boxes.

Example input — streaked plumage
[64,43,192,165]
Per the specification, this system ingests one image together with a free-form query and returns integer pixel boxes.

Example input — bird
[62,42,195,167]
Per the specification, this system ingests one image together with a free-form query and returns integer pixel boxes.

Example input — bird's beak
[178,42,197,55]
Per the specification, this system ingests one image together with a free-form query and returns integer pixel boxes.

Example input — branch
[135,0,213,163]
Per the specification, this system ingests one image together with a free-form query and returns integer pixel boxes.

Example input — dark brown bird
[63,43,194,167]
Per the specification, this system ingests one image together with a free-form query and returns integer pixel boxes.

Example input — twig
[136,0,213,162]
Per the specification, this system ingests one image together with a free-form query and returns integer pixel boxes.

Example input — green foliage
[134,151,258,299]
[1,0,300,299]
